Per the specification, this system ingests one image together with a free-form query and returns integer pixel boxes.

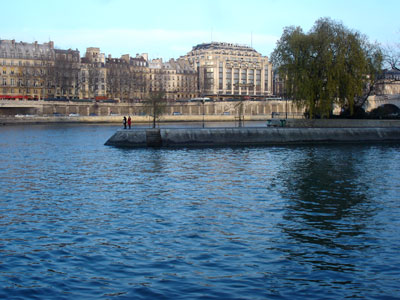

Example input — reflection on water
[282,147,371,247]
[272,145,400,298]
[0,125,400,299]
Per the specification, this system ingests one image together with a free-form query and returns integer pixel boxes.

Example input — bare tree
[106,58,139,102]
[87,62,102,99]
[19,60,33,99]
[235,99,245,127]
[52,50,80,99]
[143,91,167,128]
[38,53,54,100]
[384,44,400,71]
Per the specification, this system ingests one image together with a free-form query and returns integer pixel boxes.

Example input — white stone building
[181,42,273,100]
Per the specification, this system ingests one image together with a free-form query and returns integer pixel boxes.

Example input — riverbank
[2,115,400,128]
[105,127,400,148]
[0,114,264,125]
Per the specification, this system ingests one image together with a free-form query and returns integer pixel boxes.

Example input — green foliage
[143,91,167,128]
[271,18,383,118]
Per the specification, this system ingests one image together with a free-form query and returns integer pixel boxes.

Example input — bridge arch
[369,103,400,118]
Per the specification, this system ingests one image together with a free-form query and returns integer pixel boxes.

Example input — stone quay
[105,126,400,148]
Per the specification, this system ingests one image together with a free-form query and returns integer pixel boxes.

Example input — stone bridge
[365,95,400,111]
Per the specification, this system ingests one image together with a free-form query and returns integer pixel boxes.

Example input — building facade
[0,40,55,100]
[148,58,197,101]
[272,71,285,98]
[105,53,148,102]
[0,40,82,100]
[1,40,274,102]
[375,69,400,95]
[52,49,81,99]
[80,47,107,100]
[181,42,273,100]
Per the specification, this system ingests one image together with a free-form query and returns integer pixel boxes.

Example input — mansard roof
[0,39,54,59]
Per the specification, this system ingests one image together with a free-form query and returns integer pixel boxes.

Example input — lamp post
[202,98,205,128]
[286,97,288,119]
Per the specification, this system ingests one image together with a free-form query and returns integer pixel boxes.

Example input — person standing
[128,116,132,129]
[123,116,127,129]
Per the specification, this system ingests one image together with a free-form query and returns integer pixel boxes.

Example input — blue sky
[2,0,399,60]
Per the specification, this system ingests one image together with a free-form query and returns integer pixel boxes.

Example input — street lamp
[286,96,288,119]
[202,98,205,128]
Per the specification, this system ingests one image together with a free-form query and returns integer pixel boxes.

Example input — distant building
[80,47,107,100]
[106,53,148,102]
[181,42,273,100]
[52,49,81,99]
[0,39,55,100]
[1,39,275,103]
[272,71,285,98]
[85,47,105,64]
[375,69,400,95]
[165,58,197,101]
[148,58,197,101]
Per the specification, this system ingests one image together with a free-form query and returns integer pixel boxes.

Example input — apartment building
[1,40,274,102]
[0,39,55,100]
[148,58,197,100]
[105,53,148,102]
[80,47,107,100]
[0,39,83,100]
[51,49,81,99]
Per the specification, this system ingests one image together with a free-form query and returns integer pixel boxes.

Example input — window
[241,69,247,84]
[255,69,261,92]
[248,69,254,83]
[226,68,232,90]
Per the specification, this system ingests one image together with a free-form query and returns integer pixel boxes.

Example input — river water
[1,124,399,299]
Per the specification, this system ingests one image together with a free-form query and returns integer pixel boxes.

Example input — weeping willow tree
[271,18,382,118]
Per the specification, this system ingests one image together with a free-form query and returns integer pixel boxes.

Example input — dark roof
[192,42,258,53]
[379,69,400,80]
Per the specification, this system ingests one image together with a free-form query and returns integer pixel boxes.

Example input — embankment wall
[105,127,400,148]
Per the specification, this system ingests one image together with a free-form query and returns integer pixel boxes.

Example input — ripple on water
[0,126,400,299]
